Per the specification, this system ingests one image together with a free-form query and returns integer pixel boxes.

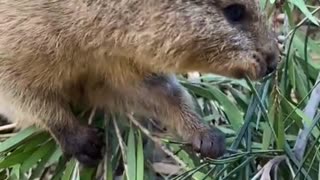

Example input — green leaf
[289,0,319,26]
[182,82,244,131]
[47,147,63,165]
[0,126,39,152]
[20,140,56,173]
[262,122,272,150]
[136,131,144,180]
[0,148,37,168]
[29,145,59,179]
[80,168,95,180]
[62,159,76,180]
[127,127,136,180]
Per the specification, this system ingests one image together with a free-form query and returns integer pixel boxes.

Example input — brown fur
[0,0,278,166]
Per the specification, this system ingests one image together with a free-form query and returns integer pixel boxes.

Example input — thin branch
[126,113,188,169]
[112,117,129,180]
[88,106,96,125]
[251,155,287,180]
[0,123,16,132]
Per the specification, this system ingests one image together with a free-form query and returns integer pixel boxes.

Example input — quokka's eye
[223,4,246,24]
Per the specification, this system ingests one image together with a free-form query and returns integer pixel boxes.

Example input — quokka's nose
[260,42,279,75]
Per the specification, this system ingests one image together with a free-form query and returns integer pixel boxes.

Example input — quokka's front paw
[59,126,105,167]
[191,127,226,159]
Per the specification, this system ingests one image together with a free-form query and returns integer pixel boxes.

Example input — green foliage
[0,0,320,179]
